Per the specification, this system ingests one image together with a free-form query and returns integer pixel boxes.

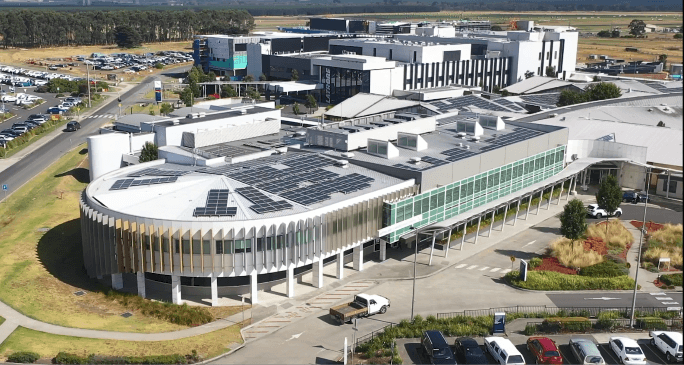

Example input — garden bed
[532,257,577,275]
[630,220,664,233]
[506,270,636,291]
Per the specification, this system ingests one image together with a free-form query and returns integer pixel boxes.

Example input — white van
[485,337,526,365]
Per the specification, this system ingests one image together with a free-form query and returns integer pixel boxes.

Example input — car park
[485,337,526,365]
[420,331,457,365]
[66,121,80,132]
[569,338,606,365]
[526,337,562,365]
[586,204,622,218]
[608,337,646,365]
[454,337,487,364]
[649,331,682,363]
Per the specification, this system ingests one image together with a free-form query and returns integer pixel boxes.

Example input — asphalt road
[547,291,684,310]
[589,204,684,225]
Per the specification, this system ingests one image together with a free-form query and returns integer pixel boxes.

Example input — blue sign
[155,91,162,102]
[493,312,506,334]
[2,184,7,191]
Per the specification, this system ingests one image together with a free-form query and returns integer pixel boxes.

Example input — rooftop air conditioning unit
[410,157,422,164]
[470,136,480,142]
[240,109,247,114]
[295,131,306,136]
[465,145,470,150]
[341,152,355,158]
[457,132,467,138]
[335,160,349,168]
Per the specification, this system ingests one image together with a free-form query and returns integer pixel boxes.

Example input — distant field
[578,33,682,64]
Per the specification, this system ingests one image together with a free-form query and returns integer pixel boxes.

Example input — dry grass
[586,219,633,250]
[577,33,683,65]
[550,238,604,269]
[644,224,683,267]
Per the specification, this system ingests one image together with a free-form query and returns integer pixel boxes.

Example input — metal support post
[547,185,554,209]
[501,204,509,232]
[536,190,543,214]
[525,195,532,220]
[444,227,453,258]
[428,232,436,266]
[488,210,495,237]
[459,223,466,250]
[473,215,482,244]
[514,199,521,226]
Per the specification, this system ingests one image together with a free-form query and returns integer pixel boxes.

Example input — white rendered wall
[88,133,132,181]
[246,43,269,78]
[566,140,648,164]
[191,118,280,148]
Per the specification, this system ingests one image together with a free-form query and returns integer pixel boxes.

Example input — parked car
[569,338,606,365]
[608,337,646,365]
[454,337,487,364]
[527,337,562,365]
[46,107,64,114]
[485,337,525,365]
[586,204,622,218]
[420,330,456,365]
[622,191,651,203]
[1,95,16,102]
[66,121,81,132]
[329,294,390,324]
[650,331,683,363]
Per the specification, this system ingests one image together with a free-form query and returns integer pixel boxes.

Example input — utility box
[493,312,506,334]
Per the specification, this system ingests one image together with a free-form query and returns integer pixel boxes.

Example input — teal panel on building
[208,54,248,70]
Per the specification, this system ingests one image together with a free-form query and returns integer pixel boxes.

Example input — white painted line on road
[522,240,537,248]
[500,269,511,274]
[466,265,478,270]
[455,264,467,269]
[656,297,674,301]
[479,266,490,271]
[490,268,501,272]
[651,292,666,296]
[661,302,679,305]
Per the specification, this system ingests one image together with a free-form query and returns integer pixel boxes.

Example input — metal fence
[437,306,682,319]
[353,322,396,350]
[527,318,683,334]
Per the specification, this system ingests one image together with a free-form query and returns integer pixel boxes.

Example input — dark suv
[623,191,650,203]
[66,121,81,132]
[421,330,457,364]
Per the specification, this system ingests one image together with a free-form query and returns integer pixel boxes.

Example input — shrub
[595,318,617,330]
[55,93,65,98]
[580,260,629,277]
[524,324,538,335]
[529,257,542,269]
[543,317,591,332]
[660,273,682,286]
[105,291,212,326]
[637,317,667,330]
[52,352,87,364]
[644,224,683,267]
[586,220,632,249]
[550,238,604,268]
[7,352,40,363]
[506,270,635,290]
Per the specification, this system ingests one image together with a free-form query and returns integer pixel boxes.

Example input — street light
[629,167,651,328]
[410,225,419,321]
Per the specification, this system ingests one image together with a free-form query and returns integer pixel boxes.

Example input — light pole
[410,225,418,321]
[86,63,92,108]
[629,167,651,328]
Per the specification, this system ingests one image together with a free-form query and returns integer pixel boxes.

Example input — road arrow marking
[584,297,621,301]
[522,240,537,248]
[286,332,303,341]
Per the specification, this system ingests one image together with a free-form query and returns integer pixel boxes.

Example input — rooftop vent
[198,112,206,118]
[457,132,467,138]
[335,159,349,168]
[341,152,355,158]
[240,109,247,114]
[410,157,422,164]
[295,130,307,136]
[470,136,480,143]
[465,145,471,150]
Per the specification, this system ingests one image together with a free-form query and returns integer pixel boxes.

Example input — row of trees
[557,82,622,107]
[0,9,254,48]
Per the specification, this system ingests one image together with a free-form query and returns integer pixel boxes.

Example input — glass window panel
[192,240,201,254]
[408,137,417,147]
[277,235,285,249]
[414,200,422,215]
[378,145,387,155]
[369,143,378,153]
[144,235,151,251]
[430,194,438,210]
[466,181,474,197]
[396,206,404,222]
[174,239,180,254]
[404,202,412,218]
[445,188,453,204]
[453,185,460,201]
[437,192,444,207]
[162,237,169,253]
[421,197,429,213]
[215,240,223,254]
[182,239,190,254]
[234,239,245,253]
[492,172,499,187]
[398,137,408,146]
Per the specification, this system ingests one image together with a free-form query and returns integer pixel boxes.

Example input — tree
[501,89,510,97]
[597,30,611,38]
[657,121,666,127]
[220,85,237,98]
[305,94,317,113]
[259,73,268,81]
[206,71,217,82]
[159,102,174,115]
[291,69,299,81]
[596,174,622,233]
[584,82,622,101]
[559,199,587,255]
[674,33,683,39]
[243,75,254,82]
[139,142,158,163]
[658,54,667,68]
[545,65,557,77]
[628,19,646,37]
[557,90,586,106]
[524,70,535,79]
[611,29,620,38]
[491,25,503,31]
[246,87,260,100]
[154,63,164,69]
[292,102,300,115]
[114,25,142,48]
[180,86,194,106]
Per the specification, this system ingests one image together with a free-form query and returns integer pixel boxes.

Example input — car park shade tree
[560,199,588,255]
[596,175,623,235]
[115,25,142,49]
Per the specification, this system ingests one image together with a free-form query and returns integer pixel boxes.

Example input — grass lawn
[0,144,187,333]
[0,316,4,326]
[142,89,178,100]
[0,324,242,361]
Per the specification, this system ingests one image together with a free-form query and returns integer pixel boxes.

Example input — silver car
[569,338,605,365]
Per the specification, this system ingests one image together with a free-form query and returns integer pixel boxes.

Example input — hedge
[541,317,592,332]
[52,352,188,364]
[506,270,636,290]
[580,260,629,278]
[7,352,40,363]
[660,273,683,287]
[0,118,69,158]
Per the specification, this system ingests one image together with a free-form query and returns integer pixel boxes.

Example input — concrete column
[250,270,258,304]
[556,182,563,204]
[428,232,436,266]
[352,246,363,271]
[136,271,145,298]
[488,210,495,237]
[171,275,181,305]
[459,223,466,250]
[514,199,521,226]
[666,171,671,198]
[336,251,344,279]
[111,273,123,290]
[474,215,482,244]
[573,173,579,193]
[536,190,543,214]
[501,205,509,232]
[444,228,453,258]
[566,177,574,200]
[379,239,387,261]
[210,274,218,306]
[312,257,324,288]
[286,265,294,298]
[547,185,554,209]
[525,195,532,220]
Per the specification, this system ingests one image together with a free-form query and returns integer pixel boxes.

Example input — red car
[527,337,563,365]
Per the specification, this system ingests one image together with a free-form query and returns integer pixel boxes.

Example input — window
[234,239,245,253]
[192,240,201,254]
[537,67,541,75]
[144,235,151,251]
[202,240,210,254]
[414,199,422,215]
[430,194,438,210]
[368,143,378,154]
[162,237,169,253]
[215,240,223,255]
[389,49,393,60]
[453,186,460,201]
[174,239,180,254]
[413,50,417,62]
[421,196,429,213]
[546,52,550,60]
[554,51,558,59]
[182,239,190,254]
[377,144,388,155]
[668,180,677,193]
[234,43,247,52]
[373,48,377,57]
[398,135,418,148]
[538,52,542,60]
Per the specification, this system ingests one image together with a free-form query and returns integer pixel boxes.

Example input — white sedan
[586,204,622,218]
[609,337,646,365]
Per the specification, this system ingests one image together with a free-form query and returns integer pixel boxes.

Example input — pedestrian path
[453,263,512,275]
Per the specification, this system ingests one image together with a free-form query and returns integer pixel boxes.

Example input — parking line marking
[656,297,673,301]
[479,266,490,271]
[466,265,478,270]
[522,240,537,248]
[455,264,467,269]
[490,268,501,272]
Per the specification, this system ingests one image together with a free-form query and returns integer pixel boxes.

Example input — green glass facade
[383,145,566,242]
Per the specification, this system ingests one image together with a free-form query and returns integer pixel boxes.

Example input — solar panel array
[199,144,257,158]
[642,81,684,94]
[519,93,561,108]
[392,163,421,171]
[235,186,293,214]
[281,173,374,206]
[436,114,477,126]
[420,156,449,168]
[193,189,238,217]
[492,98,527,112]
[429,95,512,113]
[478,127,544,152]
[128,168,191,177]
[110,177,178,190]
[441,147,478,162]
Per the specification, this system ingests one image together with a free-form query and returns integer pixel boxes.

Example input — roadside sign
[519,259,528,281]
[2,184,7,191]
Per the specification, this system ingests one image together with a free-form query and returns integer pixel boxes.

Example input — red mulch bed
[615,242,632,261]
[630,220,664,233]
[584,237,608,255]
[533,257,578,275]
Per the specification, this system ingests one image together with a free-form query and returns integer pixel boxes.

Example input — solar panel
[441,147,477,162]
[420,156,448,168]
[280,173,375,206]
[110,176,178,190]
[193,189,238,217]
[478,127,544,152]
[431,95,511,112]
[519,93,561,107]
[128,168,191,177]
[492,98,527,112]
[235,186,293,214]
